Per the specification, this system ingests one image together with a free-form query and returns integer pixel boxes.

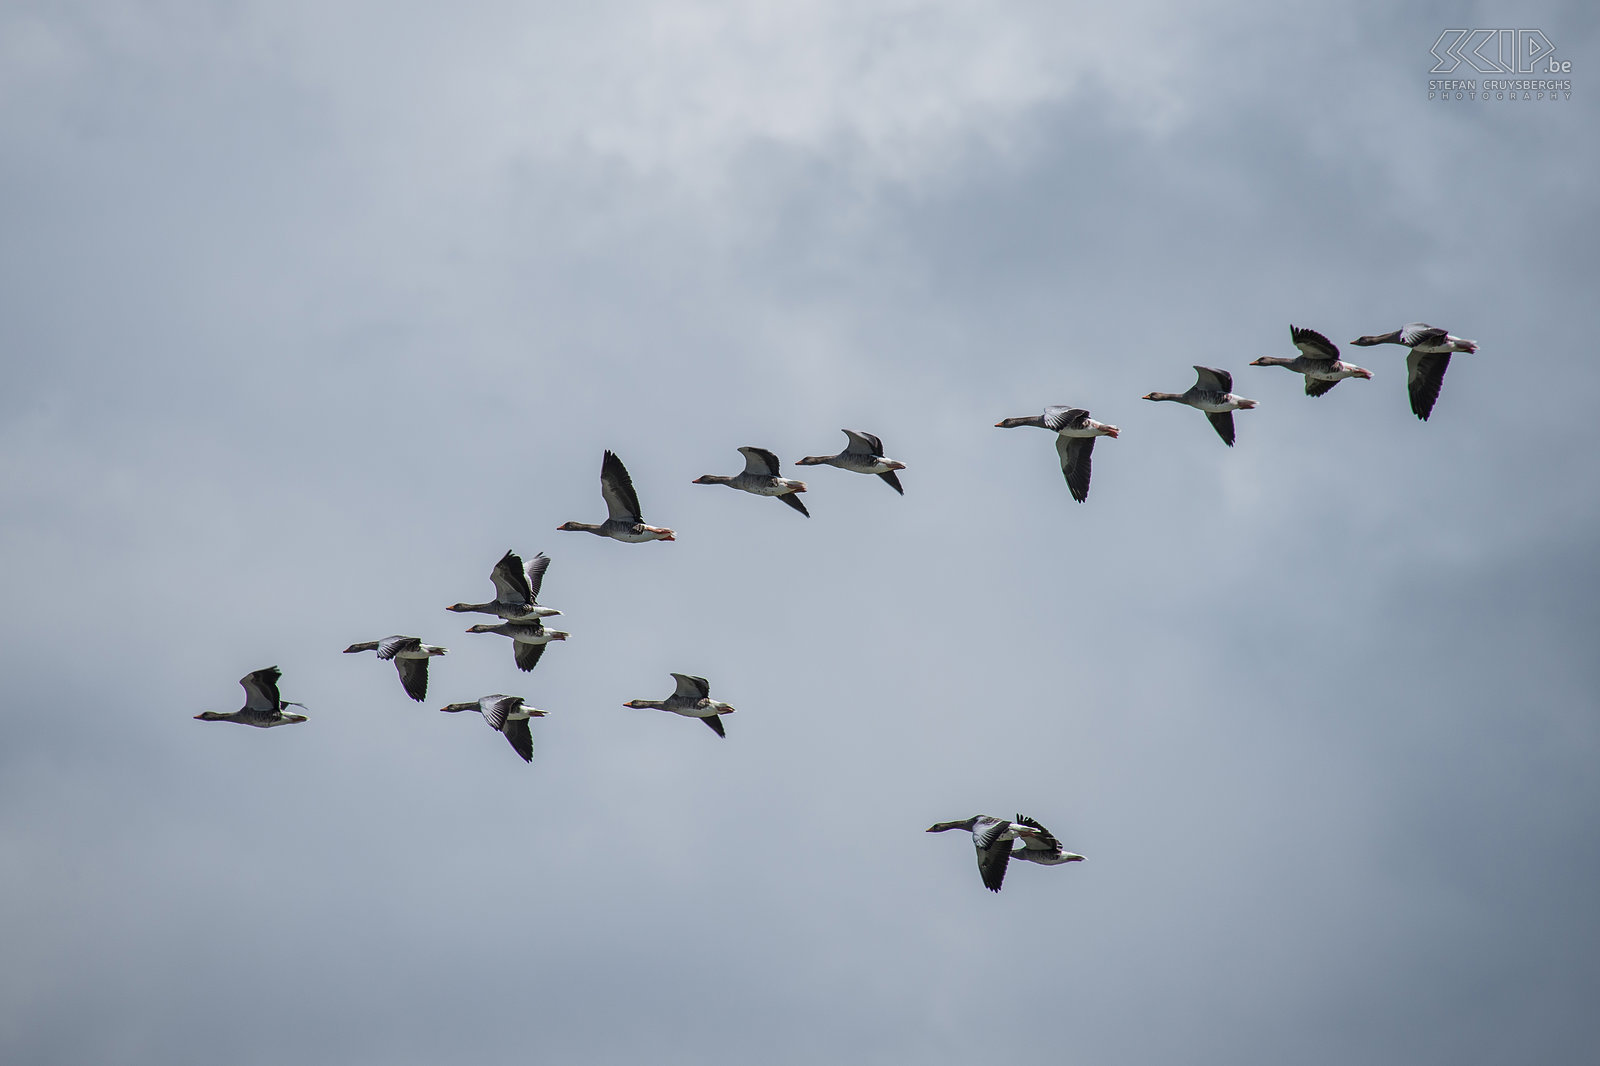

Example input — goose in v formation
[342,636,448,702]
[1350,322,1478,421]
[440,694,547,763]
[995,406,1119,502]
[795,429,907,495]
[624,673,736,737]
[194,667,308,728]
[1143,366,1258,447]
[558,450,676,542]
[447,549,560,621]
[926,814,1043,892]
[465,620,569,673]
[1249,325,1373,397]
[693,447,810,516]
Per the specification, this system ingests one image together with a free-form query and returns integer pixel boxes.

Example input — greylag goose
[794,430,907,494]
[558,450,676,542]
[1249,325,1373,397]
[465,620,569,672]
[1008,814,1085,867]
[1350,322,1478,421]
[194,667,308,728]
[925,815,1044,892]
[447,550,561,621]
[692,447,809,516]
[342,636,448,702]
[995,407,1119,502]
[439,694,547,763]
[624,673,736,737]
[1142,366,1258,446]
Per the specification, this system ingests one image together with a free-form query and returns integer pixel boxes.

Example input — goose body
[624,673,736,737]
[794,430,907,494]
[440,694,547,762]
[1249,325,1373,398]
[995,406,1119,502]
[693,447,809,516]
[925,814,1044,892]
[558,450,676,542]
[465,620,569,672]
[1008,814,1086,867]
[447,550,560,621]
[343,636,447,702]
[1143,366,1258,446]
[194,667,308,728]
[1350,322,1478,421]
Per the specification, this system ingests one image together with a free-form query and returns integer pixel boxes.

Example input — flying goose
[439,694,547,763]
[1249,325,1373,397]
[624,673,736,737]
[692,447,809,516]
[464,620,569,672]
[1008,814,1086,867]
[558,450,676,542]
[794,430,907,494]
[925,814,1044,892]
[447,550,561,621]
[342,636,448,702]
[1350,322,1478,421]
[995,406,1120,502]
[194,667,308,728]
[1142,366,1258,446]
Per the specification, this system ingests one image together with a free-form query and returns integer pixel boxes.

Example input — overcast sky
[2,2,1597,1064]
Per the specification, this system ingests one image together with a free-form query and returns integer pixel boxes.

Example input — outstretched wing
[523,552,550,602]
[502,717,534,762]
[376,635,419,661]
[1055,435,1095,503]
[1399,323,1448,348]
[877,470,904,495]
[491,550,533,604]
[701,714,726,738]
[738,446,782,477]
[1290,325,1339,361]
[1304,376,1340,398]
[778,492,810,517]
[514,641,548,672]
[1042,406,1089,432]
[971,820,1015,893]
[1194,366,1233,393]
[1014,814,1063,853]
[1206,411,1237,447]
[395,657,429,702]
[479,695,522,731]
[600,451,644,523]
[1406,351,1451,421]
[239,667,283,713]
[671,673,711,700]
[842,429,884,456]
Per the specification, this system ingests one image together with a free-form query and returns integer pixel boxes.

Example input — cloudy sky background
[2,2,1597,1063]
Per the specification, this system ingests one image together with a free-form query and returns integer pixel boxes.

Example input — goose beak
[1103,426,1120,439]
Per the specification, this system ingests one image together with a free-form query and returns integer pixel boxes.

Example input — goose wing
[239,668,283,714]
[479,695,522,731]
[701,714,726,738]
[842,429,884,456]
[513,641,548,673]
[1042,406,1089,432]
[1304,376,1340,398]
[600,451,644,523]
[1406,351,1451,421]
[1399,323,1448,348]
[1014,814,1063,854]
[778,492,810,517]
[395,656,430,702]
[491,550,533,604]
[502,717,534,762]
[877,470,904,495]
[522,552,550,602]
[376,635,420,661]
[1206,411,1237,447]
[671,673,711,700]
[1055,435,1095,502]
[971,818,1015,892]
[738,446,782,477]
[1290,325,1339,361]
[1194,366,1233,393]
